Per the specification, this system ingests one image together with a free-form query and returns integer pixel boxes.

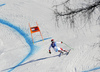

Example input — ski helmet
[51,39,54,42]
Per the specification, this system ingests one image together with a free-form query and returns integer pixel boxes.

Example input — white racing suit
[49,42,63,52]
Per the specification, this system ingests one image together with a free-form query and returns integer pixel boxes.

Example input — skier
[49,39,69,54]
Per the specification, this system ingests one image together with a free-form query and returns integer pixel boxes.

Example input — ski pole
[63,42,74,50]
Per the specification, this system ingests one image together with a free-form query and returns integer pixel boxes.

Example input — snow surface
[0,0,100,72]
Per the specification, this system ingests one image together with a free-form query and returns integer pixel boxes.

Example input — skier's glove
[49,50,51,54]
[49,51,51,54]
[61,41,63,43]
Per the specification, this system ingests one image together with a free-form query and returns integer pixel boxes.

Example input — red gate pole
[36,22,44,41]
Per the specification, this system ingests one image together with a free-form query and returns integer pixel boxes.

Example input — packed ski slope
[0,0,100,72]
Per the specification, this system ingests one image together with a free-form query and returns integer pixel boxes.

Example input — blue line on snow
[0,3,5,7]
[82,67,100,72]
[34,37,52,43]
[0,19,38,72]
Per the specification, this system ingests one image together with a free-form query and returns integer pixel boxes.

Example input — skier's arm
[56,41,63,44]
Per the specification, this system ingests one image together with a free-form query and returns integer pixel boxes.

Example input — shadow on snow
[1,54,59,72]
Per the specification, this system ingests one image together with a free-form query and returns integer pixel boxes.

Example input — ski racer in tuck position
[49,39,69,54]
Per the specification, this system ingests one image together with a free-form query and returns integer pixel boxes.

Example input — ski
[58,49,71,57]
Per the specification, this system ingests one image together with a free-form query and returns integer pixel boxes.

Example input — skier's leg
[63,50,68,52]
[60,48,68,52]
[57,47,63,53]
[55,47,62,53]
[58,50,63,53]
[55,47,64,54]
